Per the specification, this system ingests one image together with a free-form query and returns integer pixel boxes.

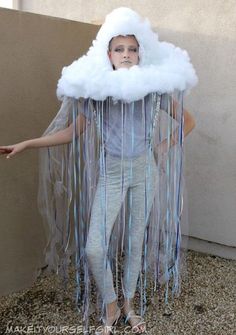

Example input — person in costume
[0,7,197,335]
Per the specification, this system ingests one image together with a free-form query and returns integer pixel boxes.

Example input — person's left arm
[155,99,196,160]
[168,100,196,146]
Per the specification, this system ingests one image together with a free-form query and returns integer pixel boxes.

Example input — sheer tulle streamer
[37,91,187,329]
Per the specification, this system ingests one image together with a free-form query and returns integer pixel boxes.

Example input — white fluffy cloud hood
[57,7,198,102]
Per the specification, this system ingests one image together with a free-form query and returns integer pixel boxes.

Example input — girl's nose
[123,49,130,58]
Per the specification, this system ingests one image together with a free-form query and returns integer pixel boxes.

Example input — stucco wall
[0,8,98,295]
[17,1,236,250]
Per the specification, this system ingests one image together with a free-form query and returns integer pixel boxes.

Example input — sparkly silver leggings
[85,151,157,303]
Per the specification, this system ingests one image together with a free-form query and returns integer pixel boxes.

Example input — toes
[136,325,146,334]
[132,326,143,334]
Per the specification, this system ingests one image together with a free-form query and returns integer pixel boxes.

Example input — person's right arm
[0,113,86,159]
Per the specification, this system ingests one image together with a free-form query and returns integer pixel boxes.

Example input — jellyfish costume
[38,7,198,328]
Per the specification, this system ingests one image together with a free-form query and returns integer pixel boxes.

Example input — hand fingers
[0,148,14,158]
[0,146,16,159]
[0,148,12,154]
[6,150,16,159]
[0,148,13,158]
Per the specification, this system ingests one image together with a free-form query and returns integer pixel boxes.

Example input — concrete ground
[0,250,235,335]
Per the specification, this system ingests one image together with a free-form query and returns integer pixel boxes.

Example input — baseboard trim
[184,236,236,260]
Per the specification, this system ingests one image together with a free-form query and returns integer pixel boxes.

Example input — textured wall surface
[0,8,98,295]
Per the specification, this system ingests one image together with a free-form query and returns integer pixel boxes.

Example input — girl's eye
[114,48,123,52]
[114,47,138,53]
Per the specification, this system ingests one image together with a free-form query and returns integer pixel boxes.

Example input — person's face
[108,35,139,70]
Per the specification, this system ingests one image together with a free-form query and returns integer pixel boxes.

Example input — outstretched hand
[0,142,27,159]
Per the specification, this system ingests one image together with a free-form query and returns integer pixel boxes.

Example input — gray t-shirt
[79,93,168,158]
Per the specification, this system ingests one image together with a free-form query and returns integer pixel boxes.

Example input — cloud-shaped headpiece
[57,7,198,102]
